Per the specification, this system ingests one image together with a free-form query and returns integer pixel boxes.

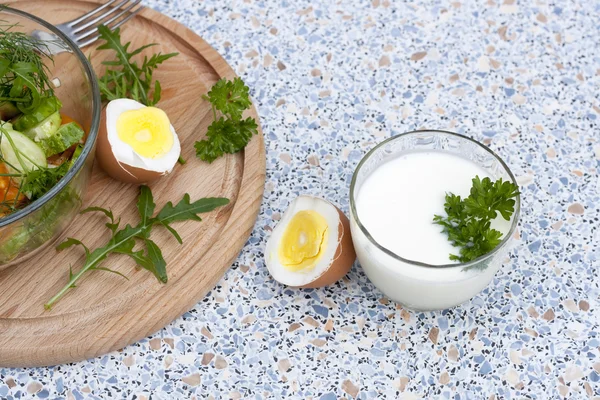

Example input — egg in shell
[265,196,356,288]
[97,98,181,183]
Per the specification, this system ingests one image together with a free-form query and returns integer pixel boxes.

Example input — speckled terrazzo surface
[2,0,600,398]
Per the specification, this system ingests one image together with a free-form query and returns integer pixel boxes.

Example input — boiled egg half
[265,196,356,288]
[97,98,181,183]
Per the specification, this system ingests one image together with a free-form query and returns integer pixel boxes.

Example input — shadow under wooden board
[0,0,265,367]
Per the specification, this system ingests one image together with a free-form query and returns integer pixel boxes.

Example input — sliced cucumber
[69,144,84,169]
[0,128,47,177]
[13,96,62,132]
[0,101,19,120]
[24,111,62,142]
[38,122,84,157]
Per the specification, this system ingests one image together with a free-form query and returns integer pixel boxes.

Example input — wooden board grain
[0,0,265,367]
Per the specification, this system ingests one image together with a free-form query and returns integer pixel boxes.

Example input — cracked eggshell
[265,196,356,288]
[96,99,180,184]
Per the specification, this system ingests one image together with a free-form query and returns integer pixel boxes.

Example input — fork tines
[69,0,142,47]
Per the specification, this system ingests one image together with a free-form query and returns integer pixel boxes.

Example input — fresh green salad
[0,22,85,218]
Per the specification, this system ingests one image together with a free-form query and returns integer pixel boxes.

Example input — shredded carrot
[60,114,78,126]
[0,162,24,206]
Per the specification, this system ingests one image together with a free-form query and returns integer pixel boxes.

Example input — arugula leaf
[137,185,155,227]
[95,25,178,106]
[433,176,519,263]
[44,186,229,310]
[195,78,258,163]
[81,206,114,220]
[82,206,121,233]
[156,193,229,224]
[57,237,89,256]
[112,237,154,273]
[144,239,167,283]
[161,223,183,244]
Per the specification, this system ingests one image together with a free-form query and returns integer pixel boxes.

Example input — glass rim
[349,129,521,270]
[0,6,101,228]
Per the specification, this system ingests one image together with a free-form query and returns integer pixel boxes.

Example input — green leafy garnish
[203,77,252,120]
[44,186,229,309]
[195,77,258,163]
[433,176,519,263]
[0,123,73,213]
[21,162,69,201]
[0,20,55,113]
[95,25,178,106]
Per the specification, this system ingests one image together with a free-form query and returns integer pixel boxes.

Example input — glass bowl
[0,7,101,268]
[349,130,520,311]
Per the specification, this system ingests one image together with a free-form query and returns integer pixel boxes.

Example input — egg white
[265,196,342,287]
[105,98,181,174]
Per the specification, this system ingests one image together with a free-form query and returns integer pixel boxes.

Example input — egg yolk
[116,107,173,159]
[278,210,329,271]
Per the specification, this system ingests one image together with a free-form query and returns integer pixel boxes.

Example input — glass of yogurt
[349,130,520,311]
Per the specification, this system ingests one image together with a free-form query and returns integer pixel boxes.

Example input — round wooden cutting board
[0,0,265,367]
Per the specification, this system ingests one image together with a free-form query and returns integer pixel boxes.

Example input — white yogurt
[355,151,511,265]
[350,148,516,311]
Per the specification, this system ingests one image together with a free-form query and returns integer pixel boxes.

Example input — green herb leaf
[82,206,121,233]
[68,266,76,288]
[195,117,258,163]
[95,25,178,106]
[195,78,258,163]
[144,238,167,283]
[81,206,114,220]
[10,62,42,113]
[204,77,252,121]
[156,194,229,225]
[93,267,129,280]
[137,185,155,226]
[112,237,155,275]
[20,162,69,201]
[57,237,89,257]
[0,21,55,112]
[433,176,519,263]
[44,186,228,310]
[161,222,183,244]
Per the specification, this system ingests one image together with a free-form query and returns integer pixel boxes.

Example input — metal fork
[31,0,143,53]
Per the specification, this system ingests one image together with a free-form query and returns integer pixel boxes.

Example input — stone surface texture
[1,0,599,399]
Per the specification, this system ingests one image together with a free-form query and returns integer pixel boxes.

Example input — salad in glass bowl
[0,7,100,267]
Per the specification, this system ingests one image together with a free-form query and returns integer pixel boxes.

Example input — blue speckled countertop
[2,0,600,398]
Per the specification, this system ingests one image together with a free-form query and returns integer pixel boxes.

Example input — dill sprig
[0,20,55,112]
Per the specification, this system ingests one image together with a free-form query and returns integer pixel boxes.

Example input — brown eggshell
[96,109,164,184]
[297,206,356,288]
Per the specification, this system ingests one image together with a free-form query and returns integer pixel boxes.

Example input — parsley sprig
[195,77,258,163]
[433,176,519,263]
[45,186,229,309]
[95,25,178,106]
